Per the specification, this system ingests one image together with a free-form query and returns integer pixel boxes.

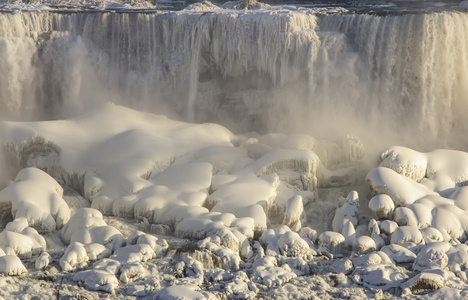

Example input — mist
[1,10,467,156]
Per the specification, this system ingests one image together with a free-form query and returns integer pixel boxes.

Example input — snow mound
[0,167,71,232]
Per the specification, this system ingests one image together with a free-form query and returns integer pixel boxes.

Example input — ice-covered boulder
[298,227,317,243]
[60,242,89,271]
[402,269,451,291]
[379,146,428,182]
[368,194,394,219]
[61,208,107,244]
[420,227,444,244]
[380,220,398,235]
[332,191,359,233]
[352,236,376,255]
[74,270,119,294]
[0,255,27,276]
[35,252,52,270]
[366,167,436,206]
[352,263,408,290]
[390,226,423,244]
[84,243,112,261]
[251,264,297,287]
[0,167,71,232]
[110,244,155,265]
[277,231,310,257]
[282,195,304,231]
[153,284,216,300]
[5,218,29,233]
[0,230,44,258]
[119,262,146,284]
[413,242,450,272]
[381,244,417,264]
[70,225,125,251]
[209,174,277,233]
[318,231,345,255]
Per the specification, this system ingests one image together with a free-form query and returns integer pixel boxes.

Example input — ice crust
[2,106,468,297]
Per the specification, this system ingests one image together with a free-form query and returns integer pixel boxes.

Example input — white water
[0,8,467,150]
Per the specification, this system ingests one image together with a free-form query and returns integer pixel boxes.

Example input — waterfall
[0,9,467,149]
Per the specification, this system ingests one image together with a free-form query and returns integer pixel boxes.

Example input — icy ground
[1,104,468,299]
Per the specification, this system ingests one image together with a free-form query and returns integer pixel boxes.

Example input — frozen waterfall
[0,9,467,148]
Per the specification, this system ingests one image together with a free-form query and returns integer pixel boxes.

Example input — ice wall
[0,8,467,148]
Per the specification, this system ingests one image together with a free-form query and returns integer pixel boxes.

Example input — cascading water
[0,8,467,150]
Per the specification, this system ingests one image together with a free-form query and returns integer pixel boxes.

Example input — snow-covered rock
[391,226,423,244]
[35,252,52,270]
[277,231,310,257]
[74,270,119,294]
[0,255,27,276]
[0,230,44,258]
[318,231,345,256]
[71,225,125,251]
[332,191,359,233]
[60,242,89,272]
[0,168,71,232]
[61,208,107,244]
[352,236,376,255]
[368,194,395,220]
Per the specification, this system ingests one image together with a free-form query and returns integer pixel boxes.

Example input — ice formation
[1,2,468,298]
